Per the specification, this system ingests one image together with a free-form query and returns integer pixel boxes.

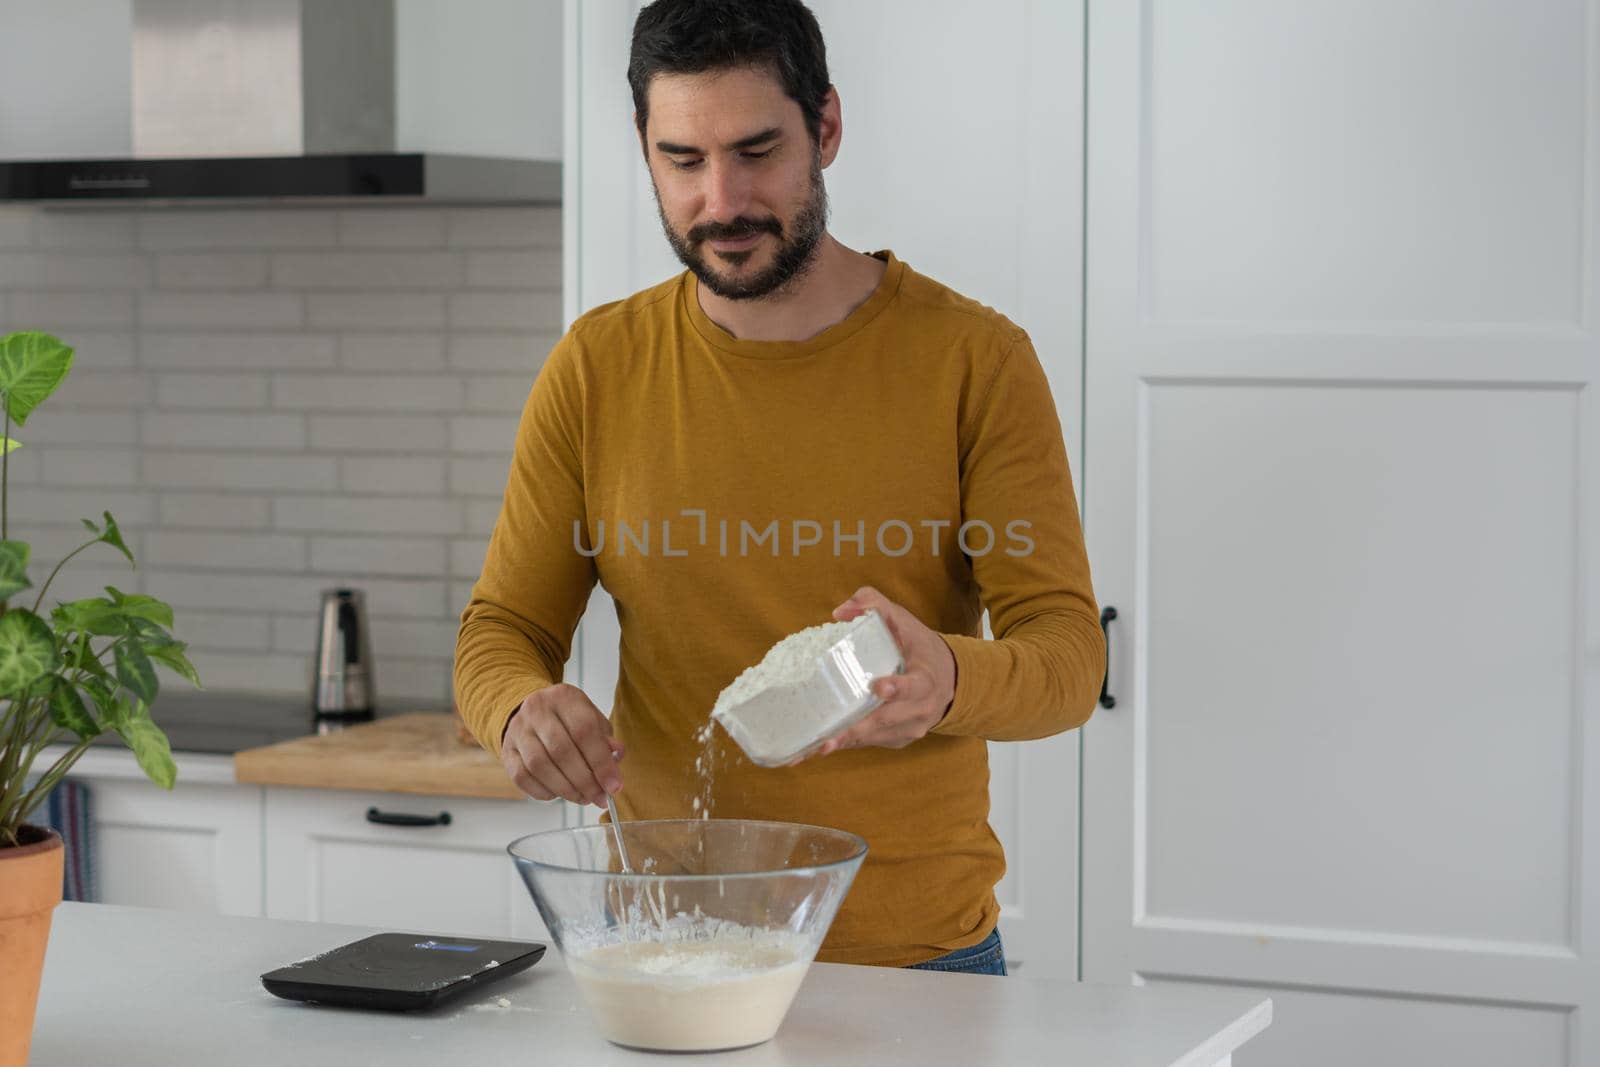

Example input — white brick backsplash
[464,375,533,413]
[60,331,136,368]
[466,250,562,288]
[449,457,508,497]
[159,492,271,529]
[450,537,488,579]
[142,452,337,491]
[157,254,270,289]
[271,614,319,654]
[143,531,306,572]
[182,650,310,696]
[310,536,445,576]
[53,371,152,409]
[274,495,463,535]
[2,448,42,484]
[0,209,35,247]
[143,411,303,450]
[21,411,138,446]
[9,291,135,328]
[369,617,461,661]
[449,291,561,331]
[445,207,560,248]
[9,487,155,527]
[154,374,270,410]
[40,564,143,607]
[173,611,272,652]
[307,292,445,328]
[466,500,502,536]
[142,332,337,370]
[140,291,303,329]
[338,209,446,248]
[148,570,347,613]
[272,374,461,412]
[308,414,448,453]
[376,657,454,703]
[36,212,135,250]
[271,252,464,289]
[138,210,337,250]
[341,333,446,371]
[448,333,555,371]
[449,415,519,453]
[0,203,559,702]
[39,448,139,487]
[0,254,150,290]
[339,457,447,495]
[8,523,137,568]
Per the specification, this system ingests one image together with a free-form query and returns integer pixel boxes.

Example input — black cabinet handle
[1099,606,1118,709]
[366,807,452,827]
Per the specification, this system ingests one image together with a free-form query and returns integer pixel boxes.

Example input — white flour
[712,619,858,716]
[567,932,810,1051]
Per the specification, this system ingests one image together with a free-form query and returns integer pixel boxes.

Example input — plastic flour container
[711,610,905,767]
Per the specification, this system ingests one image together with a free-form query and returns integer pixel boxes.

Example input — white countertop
[32,904,1270,1066]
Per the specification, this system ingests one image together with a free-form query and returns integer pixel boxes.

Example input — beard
[654,154,829,301]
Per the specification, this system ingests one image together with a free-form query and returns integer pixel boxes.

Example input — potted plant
[0,331,200,1067]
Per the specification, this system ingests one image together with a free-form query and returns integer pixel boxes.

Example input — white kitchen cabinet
[565,0,1086,978]
[61,750,263,918]
[1080,1,1600,1064]
[262,785,560,941]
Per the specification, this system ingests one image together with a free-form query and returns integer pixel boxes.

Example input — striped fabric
[30,778,98,903]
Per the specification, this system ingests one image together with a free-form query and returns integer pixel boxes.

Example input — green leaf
[0,540,31,600]
[147,641,202,689]
[0,331,74,427]
[104,586,173,628]
[53,597,126,637]
[117,712,176,790]
[0,608,59,696]
[114,642,159,704]
[80,677,117,722]
[94,512,133,566]
[1,438,18,454]
[129,617,176,647]
[48,680,100,739]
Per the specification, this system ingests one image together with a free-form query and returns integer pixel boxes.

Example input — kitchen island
[31,903,1270,1066]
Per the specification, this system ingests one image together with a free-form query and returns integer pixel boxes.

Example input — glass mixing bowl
[508,818,867,1052]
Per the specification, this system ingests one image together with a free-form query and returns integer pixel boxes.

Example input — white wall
[0,0,562,161]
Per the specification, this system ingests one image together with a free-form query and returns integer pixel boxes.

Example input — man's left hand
[805,585,956,758]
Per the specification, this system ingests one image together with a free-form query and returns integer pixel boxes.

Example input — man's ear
[634,111,649,162]
[817,86,843,169]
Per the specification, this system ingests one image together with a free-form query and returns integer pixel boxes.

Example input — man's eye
[741,149,774,161]
[669,157,703,171]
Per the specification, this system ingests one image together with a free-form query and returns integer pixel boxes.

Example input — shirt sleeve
[931,332,1107,741]
[454,334,598,753]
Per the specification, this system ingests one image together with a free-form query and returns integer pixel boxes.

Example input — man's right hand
[500,683,624,807]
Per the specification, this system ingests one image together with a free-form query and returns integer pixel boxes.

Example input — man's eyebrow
[654,127,783,154]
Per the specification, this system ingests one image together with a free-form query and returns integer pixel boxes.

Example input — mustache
[687,216,784,244]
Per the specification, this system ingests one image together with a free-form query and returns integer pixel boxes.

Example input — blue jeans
[905,927,1007,976]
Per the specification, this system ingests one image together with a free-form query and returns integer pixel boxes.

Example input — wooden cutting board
[233,712,524,800]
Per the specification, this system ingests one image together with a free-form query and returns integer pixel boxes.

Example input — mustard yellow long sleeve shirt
[455,252,1105,967]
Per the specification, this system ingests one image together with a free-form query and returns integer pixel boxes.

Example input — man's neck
[696,236,888,343]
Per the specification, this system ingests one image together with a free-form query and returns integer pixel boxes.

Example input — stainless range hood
[0,0,560,204]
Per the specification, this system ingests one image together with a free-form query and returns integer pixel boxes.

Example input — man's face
[641,66,830,301]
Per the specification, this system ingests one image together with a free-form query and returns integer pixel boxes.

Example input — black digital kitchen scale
[260,933,546,1011]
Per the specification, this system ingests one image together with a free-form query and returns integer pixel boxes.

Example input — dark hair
[628,0,831,143]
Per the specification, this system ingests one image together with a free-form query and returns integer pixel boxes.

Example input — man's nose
[702,158,752,221]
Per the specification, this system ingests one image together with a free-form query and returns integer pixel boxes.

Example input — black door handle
[366,807,452,827]
[1099,606,1118,709]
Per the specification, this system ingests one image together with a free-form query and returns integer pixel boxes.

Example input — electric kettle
[314,588,375,717]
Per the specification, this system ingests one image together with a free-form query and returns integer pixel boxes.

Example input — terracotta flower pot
[0,826,62,1067]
